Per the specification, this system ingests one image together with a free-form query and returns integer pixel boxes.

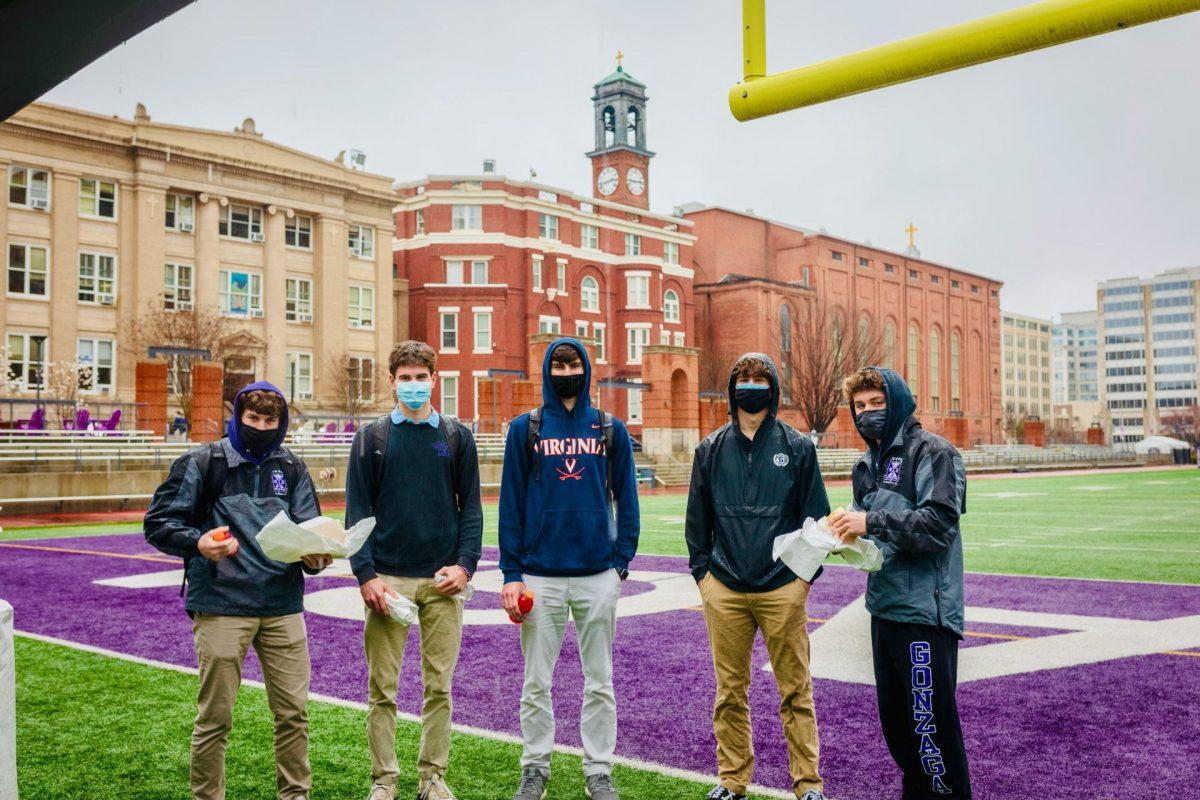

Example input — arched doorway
[670,368,689,451]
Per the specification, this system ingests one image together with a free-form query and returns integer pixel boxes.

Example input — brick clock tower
[586,55,654,210]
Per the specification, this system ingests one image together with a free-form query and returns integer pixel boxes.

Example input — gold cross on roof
[905,221,918,248]
[616,50,624,68]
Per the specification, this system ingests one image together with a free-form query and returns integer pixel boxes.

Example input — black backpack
[357,413,465,505]
[527,405,617,499]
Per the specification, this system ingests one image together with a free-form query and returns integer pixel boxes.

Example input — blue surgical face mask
[396,380,432,411]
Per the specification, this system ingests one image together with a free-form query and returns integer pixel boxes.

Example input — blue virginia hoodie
[498,337,640,583]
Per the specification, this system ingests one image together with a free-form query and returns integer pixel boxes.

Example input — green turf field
[5,467,1198,583]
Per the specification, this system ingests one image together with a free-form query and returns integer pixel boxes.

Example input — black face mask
[855,409,889,440]
[238,423,278,458]
[734,386,772,414]
[550,373,586,400]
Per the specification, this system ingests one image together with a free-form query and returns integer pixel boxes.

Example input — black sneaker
[706,786,746,800]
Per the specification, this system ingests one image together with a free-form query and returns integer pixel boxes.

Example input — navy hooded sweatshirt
[144,381,322,616]
[498,337,640,584]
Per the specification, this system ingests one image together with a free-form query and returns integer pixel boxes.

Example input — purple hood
[225,380,289,464]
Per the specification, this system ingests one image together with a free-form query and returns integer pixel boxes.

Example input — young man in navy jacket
[498,338,639,800]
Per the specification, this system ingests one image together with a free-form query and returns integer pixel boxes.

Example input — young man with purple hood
[145,381,329,800]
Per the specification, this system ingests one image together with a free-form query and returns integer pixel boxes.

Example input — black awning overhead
[1,0,193,121]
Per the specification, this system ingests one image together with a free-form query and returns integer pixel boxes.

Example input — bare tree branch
[325,349,377,419]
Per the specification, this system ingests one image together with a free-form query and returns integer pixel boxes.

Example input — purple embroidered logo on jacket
[883,457,904,485]
[270,469,288,496]
[433,441,451,457]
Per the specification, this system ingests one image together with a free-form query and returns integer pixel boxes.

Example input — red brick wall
[190,362,225,442]
[135,361,168,436]
[1023,419,1047,447]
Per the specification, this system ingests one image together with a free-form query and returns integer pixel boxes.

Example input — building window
[348,225,375,259]
[627,326,650,364]
[285,277,312,322]
[907,324,920,399]
[576,321,589,340]
[218,203,263,240]
[471,259,488,284]
[8,166,50,210]
[929,328,941,411]
[627,389,643,423]
[831,251,844,262]
[7,243,48,298]
[163,262,193,311]
[950,332,961,411]
[286,352,313,400]
[348,285,375,328]
[909,269,919,280]
[165,193,194,232]
[452,204,482,230]
[581,224,599,250]
[660,328,671,345]
[446,260,464,285]
[77,338,114,394]
[77,252,116,304]
[663,241,679,265]
[802,266,811,285]
[285,215,312,248]
[951,280,961,289]
[218,269,263,317]
[6,333,48,390]
[441,376,459,418]
[347,356,374,402]
[415,209,425,235]
[884,264,896,274]
[663,289,680,323]
[884,321,896,369]
[858,256,870,268]
[539,214,559,240]
[441,313,458,350]
[624,233,641,256]
[581,276,600,312]
[78,178,116,219]
[594,324,606,362]
[673,331,685,347]
[474,312,492,352]
[931,275,942,285]
[627,274,650,308]
[531,258,543,290]
[538,316,561,334]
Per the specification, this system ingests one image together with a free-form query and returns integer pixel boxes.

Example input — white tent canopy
[1133,435,1193,454]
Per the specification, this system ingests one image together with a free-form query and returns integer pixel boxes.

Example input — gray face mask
[855,409,888,440]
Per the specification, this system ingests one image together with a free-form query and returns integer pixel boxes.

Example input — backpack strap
[181,441,226,598]
[362,413,392,491]
[597,408,616,500]
[527,406,543,484]
[437,414,464,508]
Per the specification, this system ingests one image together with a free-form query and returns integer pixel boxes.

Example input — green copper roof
[596,65,645,88]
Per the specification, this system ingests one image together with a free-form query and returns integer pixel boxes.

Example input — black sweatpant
[871,616,971,799]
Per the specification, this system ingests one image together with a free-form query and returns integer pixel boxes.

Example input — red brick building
[393,65,701,456]
[680,206,1004,446]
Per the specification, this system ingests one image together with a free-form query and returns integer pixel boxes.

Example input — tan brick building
[0,102,397,425]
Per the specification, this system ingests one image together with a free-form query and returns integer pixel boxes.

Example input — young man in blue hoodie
[145,382,330,800]
[831,367,971,800]
[498,338,640,800]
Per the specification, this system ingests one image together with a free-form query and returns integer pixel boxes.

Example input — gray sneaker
[366,784,395,800]
[418,775,458,800]
[585,773,619,800]
[512,768,548,800]
[798,790,827,800]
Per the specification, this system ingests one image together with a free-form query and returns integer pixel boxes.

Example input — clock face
[597,166,619,196]
[626,167,645,196]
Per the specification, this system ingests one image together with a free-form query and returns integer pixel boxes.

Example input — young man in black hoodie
[145,382,329,800]
[685,353,831,800]
[346,340,483,800]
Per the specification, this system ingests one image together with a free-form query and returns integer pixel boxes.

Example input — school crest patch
[433,440,452,458]
[773,452,790,467]
[270,469,288,496]
[882,457,904,485]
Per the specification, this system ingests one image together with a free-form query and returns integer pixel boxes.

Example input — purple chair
[98,408,122,432]
[343,421,356,433]
[318,421,336,444]
[17,407,46,431]
[64,407,91,431]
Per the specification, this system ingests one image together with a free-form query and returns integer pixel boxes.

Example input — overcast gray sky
[40,0,1200,319]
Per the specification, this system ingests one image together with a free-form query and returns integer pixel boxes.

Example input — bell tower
[586,52,655,210]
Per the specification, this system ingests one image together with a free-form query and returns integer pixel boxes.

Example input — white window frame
[218,203,263,241]
[415,208,426,235]
[6,332,48,390]
[285,214,313,249]
[163,262,194,312]
[164,193,194,232]
[218,269,264,317]
[445,259,464,285]
[77,337,115,395]
[473,309,493,353]
[626,272,650,309]
[581,276,601,313]
[627,388,643,423]
[539,213,560,241]
[471,259,489,285]
[593,322,607,363]
[8,165,50,210]
[77,251,116,305]
[663,240,679,265]
[660,327,671,345]
[624,233,641,256]
[78,177,117,220]
[626,324,651,364]
[441,374,460,419]
[576,321,589,340]
[663,289,680,323]
[451,204,482,230]
[440,312,459,352]
[285,277,313,323]
[348,224,375,259]
[348,354,374,403]
[348,284,375,329]
[556,261,566,293]
[538,315,561,335]
[673,331,685,347]
[531,257,543,292]
[286,351,313,400]
[7,242,50,299]
[581,223,599,250]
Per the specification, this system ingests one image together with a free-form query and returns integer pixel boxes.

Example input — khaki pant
[699,574,822,798]
[191,612,311,800]
[364,574,464,786]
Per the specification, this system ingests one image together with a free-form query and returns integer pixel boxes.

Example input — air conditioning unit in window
[250,232,265,243]
[98,294,115,305]
[251,308,264,318]
[299,313,312,323]
[179,222,194,233]
[31,198,49,211]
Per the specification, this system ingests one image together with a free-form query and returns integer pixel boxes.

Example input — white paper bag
[255,512,375,564]
[772,516,883,581]
[385,592,419,625]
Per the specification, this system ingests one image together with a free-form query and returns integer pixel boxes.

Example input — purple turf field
[2,534,1199,800]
